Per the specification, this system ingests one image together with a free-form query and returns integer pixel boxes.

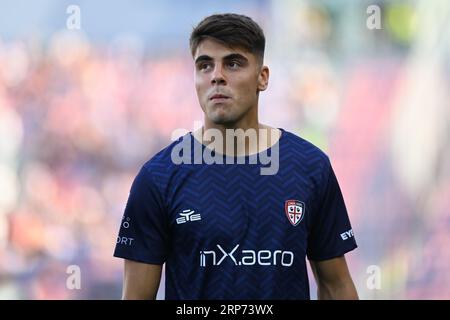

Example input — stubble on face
[194,39,261,129]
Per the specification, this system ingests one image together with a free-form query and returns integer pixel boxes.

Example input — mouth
[209,93,230,101]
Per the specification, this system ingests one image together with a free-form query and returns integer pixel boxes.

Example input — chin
[210,116,234,125]
[208,109,235,125]
[205,104,247,126]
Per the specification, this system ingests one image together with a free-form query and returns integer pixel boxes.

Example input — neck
[194,114,281,157]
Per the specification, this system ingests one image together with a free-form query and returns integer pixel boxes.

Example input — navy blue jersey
[114,129,357,299]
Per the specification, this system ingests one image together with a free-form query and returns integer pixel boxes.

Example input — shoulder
[280,129,331,169]
[278,129,334,195]
[136,133,192,194]
[142,134,187,173]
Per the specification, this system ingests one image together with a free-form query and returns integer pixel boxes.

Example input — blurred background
[0,0,449,299]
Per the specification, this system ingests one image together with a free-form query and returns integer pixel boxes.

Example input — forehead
[193,38,252,60]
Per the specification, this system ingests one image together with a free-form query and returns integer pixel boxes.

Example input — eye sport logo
[199,244,294,267]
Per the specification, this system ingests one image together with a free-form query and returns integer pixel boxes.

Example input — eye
[198,63,212,71]
[228,61,240,69]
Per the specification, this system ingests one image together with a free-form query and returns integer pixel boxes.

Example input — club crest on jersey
[285,200,305,226]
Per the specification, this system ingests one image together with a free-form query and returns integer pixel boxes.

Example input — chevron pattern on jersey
[114,129,357,299]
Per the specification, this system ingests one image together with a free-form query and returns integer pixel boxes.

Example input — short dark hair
[190,13,265,62]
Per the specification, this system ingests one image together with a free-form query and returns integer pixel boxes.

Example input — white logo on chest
[176,209,201,224]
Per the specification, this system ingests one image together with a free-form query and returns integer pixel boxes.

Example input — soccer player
[114,13,358,300]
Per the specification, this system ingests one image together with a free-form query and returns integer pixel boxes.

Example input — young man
[114,13,358,300]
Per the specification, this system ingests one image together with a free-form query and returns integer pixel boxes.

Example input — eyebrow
[194,55,213,65]
[194,53,249,65]
[223,53,248,63]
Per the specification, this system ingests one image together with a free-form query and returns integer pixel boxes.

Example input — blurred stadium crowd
[0,0,449,299]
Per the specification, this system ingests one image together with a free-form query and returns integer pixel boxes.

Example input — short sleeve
[113,165,169,264]
[307,160,357,261]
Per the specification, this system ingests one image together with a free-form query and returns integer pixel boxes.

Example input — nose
[211,65,226,85]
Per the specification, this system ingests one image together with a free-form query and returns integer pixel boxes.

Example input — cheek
[236,72,258,87]
[234,76,258,98]
[195,78,207,99]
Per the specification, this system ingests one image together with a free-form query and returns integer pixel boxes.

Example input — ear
[257,65,269,92]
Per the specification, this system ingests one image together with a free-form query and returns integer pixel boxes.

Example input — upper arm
[310,255,352,286]
[122,259,163,300]
[309,255,358,299]
[307,160,357,261]
[114,166,168,300]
